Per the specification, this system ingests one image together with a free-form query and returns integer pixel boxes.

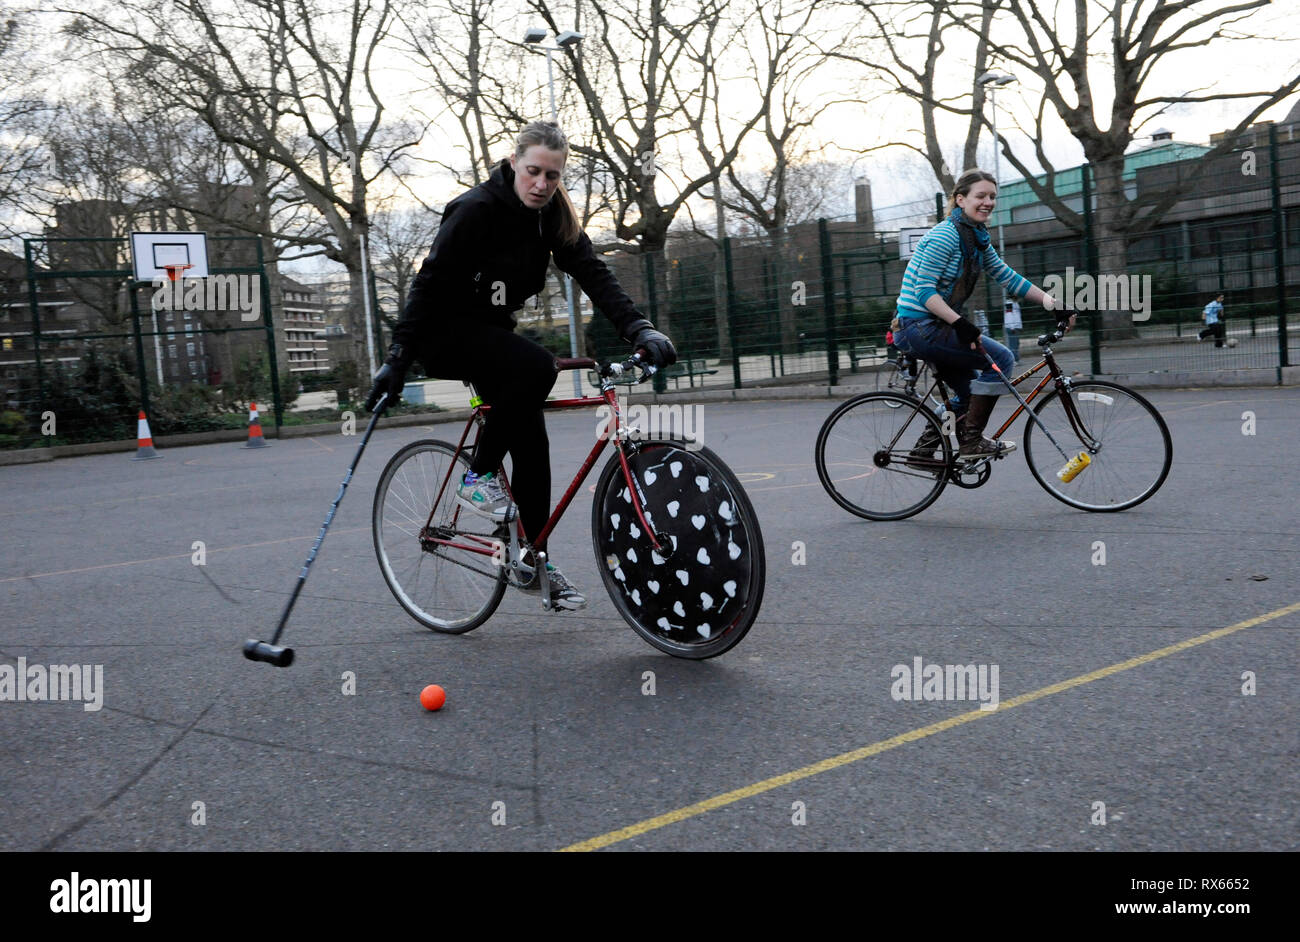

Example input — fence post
[256,239,284,429]
[23,240,47,440]
[723,237,741,389]
[643,252,666,393]
[127,283,152,421]
[1269,123,1289,368]
[934,192,944,224]
[818,218,839,387]
[1080,163,1102,374]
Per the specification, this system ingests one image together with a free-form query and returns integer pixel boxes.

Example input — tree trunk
[1090,154,1137,338]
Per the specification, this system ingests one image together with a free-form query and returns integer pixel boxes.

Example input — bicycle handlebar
[598,351,659,383]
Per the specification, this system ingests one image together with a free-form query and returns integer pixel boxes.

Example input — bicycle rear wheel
[1023,381,1172,512]
[372,439,506,633]
[814,392,951,520]
[591,439,765,659]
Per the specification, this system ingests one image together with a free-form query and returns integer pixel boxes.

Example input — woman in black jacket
[365,122,676,610]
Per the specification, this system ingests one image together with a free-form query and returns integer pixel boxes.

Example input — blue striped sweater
[896,219,1031,319]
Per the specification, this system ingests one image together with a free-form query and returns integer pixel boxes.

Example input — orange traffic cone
[132,410,162,460]
[243,401,270,448]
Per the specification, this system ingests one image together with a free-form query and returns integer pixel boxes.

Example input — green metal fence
[1,235,280,450]
[589,128,1298,387]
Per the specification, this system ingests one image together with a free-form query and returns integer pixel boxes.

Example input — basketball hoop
[162,263,194,282]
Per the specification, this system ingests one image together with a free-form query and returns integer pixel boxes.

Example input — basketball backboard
[130,231,209,282]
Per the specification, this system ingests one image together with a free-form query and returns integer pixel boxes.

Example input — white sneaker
[456,471,511,520]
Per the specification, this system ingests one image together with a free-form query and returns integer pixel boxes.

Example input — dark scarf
[945,206,991,314]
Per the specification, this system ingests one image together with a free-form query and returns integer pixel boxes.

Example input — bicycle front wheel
[372,439,506,633]
[591,439,765,659]
[814,393,951,520]
[1023,381,1172,512]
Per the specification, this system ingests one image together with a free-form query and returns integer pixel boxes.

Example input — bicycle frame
[909,341,1099,454]
[418,356,666,568]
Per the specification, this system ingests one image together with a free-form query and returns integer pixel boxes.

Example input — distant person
[1003,298,1022,363]
[1198,293,1226,347]
[892,168,1072,458]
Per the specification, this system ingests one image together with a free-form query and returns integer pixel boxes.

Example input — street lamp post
[977,71,1017,315]
[526,27,584,397]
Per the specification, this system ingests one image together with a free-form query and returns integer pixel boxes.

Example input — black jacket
[391,159,649,357]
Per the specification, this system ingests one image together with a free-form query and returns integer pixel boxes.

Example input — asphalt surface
[1,387,1296,851]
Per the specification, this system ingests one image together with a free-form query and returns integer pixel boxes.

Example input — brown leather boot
[957,394,1016,457]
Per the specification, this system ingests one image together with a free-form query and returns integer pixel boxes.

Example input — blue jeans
[894,316,1015,405]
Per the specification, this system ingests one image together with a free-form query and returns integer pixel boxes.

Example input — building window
[186,342,196,356]
[189,360,197,375]
[169,345,177,358]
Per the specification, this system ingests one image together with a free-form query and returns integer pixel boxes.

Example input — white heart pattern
[695,475,710,493]
[697,547,711,564]
[700,592,714,610]
[647,580,660,594]
[644,469,657,485]
[673,601,685,617]
[611,513,621,530]
[670,461,683,478]
[630,589,641,606]
[626,548,638,563]
[691,514,706,530]
[696,623,712,639]
[719,501,732,522]
[675,569,689,585]
[651,550,666,565]
[728,540,741,560]
[667,500,680,518]
[724,580,737,597]
[629,523,641,539]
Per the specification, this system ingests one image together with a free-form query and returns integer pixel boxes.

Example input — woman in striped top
[895,168,1073,458]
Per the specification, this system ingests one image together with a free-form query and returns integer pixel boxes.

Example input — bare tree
[823,0,995,198]
[368,205,438,324]
[61,0,424,369]
[397,0,529,189]
[0,10,55,242]
[942,0,1300,330]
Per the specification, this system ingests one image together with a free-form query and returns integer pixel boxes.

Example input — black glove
[951,316,982,347]
[364,344,410,413]
[629,325,677,369]
[1055,308,1079,332]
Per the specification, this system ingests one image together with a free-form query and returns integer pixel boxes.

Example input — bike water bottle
[1056,451,1091,482]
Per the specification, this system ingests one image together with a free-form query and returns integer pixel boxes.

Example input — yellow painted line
[0,527,369,583]
[560,601,1300,852]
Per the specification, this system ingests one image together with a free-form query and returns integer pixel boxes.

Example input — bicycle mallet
[975,338,1090,481]
[243,393,389,667]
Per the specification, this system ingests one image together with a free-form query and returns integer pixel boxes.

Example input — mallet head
[243,639,295,667]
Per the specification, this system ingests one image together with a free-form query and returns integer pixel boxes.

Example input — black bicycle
[815,325,1173,519]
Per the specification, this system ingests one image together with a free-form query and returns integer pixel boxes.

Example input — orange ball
[419,684,446,711]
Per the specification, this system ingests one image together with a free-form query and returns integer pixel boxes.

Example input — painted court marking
[559,601,1300,851]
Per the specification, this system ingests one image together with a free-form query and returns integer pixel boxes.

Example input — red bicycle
[371,354,766,659]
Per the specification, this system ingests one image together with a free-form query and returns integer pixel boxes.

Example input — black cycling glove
[629,325,678,369]
[951,316,982,347]
[364,343,411,413]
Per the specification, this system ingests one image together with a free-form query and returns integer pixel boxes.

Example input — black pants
[1199,322,1225,346]
[418,321,559,546]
